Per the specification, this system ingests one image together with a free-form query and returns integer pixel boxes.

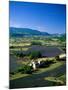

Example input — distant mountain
[41,32,50,36]
[10,27,50,37]
[10,27,65,37]
[51,33,66,37]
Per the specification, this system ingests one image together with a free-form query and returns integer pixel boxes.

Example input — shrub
[39,60,55,68]
[10,46,15,48]
[31,41,42,45]
[10,72,15,75]
[18,65,32,74]
[15,52,25,58]
[39,61,50,68]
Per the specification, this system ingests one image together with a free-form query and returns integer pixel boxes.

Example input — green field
[9,35,66,89]
[10,61,66,89]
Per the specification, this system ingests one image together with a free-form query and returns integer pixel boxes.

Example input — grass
[10,47,28,51]
[9,37,66,88]
[44,74,66,85]
[57,74,66,83]
[10,61,66,89]
[44,76,64,83]
[10,43,31,47]
[34,61,65,74]
[10,61,65,80]
[10,72,29,80]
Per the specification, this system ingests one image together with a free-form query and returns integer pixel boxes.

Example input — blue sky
[9,1,66,34]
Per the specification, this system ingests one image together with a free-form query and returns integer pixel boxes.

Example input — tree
[55,56,59,60]
[29,51,41,59]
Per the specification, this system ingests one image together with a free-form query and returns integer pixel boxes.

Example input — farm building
[27,45,66,70]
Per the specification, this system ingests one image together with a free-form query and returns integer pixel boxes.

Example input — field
[10,61,66,88]
[9,35,66,89]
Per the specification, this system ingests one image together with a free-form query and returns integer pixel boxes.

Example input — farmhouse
[26,45,65,58]
[27,45,65,70]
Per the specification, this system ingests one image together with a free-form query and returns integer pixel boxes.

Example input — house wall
[59,54,66,58]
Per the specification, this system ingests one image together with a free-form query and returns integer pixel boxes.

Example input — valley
[9,28,66,89]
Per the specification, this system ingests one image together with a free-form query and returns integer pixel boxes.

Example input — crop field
[9,35,66,89]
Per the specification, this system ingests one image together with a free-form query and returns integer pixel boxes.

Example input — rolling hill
[10,27,50,37]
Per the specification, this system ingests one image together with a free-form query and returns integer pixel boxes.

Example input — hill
[10,27,50,37]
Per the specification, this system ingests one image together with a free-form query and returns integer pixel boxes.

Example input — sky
[9,1,66,34]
